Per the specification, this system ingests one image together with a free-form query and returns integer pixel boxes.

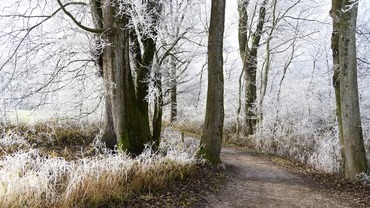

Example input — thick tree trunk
[99,1,153,155]
[337,0,368,180]
[101,98,116,149]
[131,31,152,138]
[132,1,162,149]
[199,0,225,164]
[90,0,116,149]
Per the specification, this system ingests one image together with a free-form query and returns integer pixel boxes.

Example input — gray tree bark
[334,0,368,180]
[330,0,345,170]
[90,0,116,149]
[199,0,225,164]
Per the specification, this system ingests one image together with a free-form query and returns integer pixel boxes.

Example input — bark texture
[90,0,116,149]
[330,0,345,169]
[199,0,225,164]
[334,0,368,180]
[91,1,155,154]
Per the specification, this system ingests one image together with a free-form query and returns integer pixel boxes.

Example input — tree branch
[358,58,370,65]
[0,2,93,73]
[56,0,106,33]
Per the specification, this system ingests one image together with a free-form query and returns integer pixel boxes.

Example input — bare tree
[0,0,102,121]
[155,0,205,123]
[331,0,368,180]
[330,0,344,170]
[238,0,268,136]
[199,0,225,164]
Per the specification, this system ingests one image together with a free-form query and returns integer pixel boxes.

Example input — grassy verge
[0,124,204,207]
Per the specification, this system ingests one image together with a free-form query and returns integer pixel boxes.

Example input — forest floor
[125,146,370,207]
[191,147,370,208]
[4,123,369,207]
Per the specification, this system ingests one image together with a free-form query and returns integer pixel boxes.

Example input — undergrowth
[0,124,201,207]
[0,122,98,158]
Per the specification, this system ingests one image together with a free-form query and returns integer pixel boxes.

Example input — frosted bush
[308,133,342,173]
[160,128,200,159]
[252,114,342,173]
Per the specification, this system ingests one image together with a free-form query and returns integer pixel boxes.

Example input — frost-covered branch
[341,0,361,13]
[0,1,89,72]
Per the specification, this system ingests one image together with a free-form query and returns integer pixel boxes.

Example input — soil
[194,147,370,208]
[129,147,370,208]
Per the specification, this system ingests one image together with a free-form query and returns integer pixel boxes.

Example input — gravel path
[202,148,353,208]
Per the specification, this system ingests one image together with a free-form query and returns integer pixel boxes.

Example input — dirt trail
[202,148,353,208]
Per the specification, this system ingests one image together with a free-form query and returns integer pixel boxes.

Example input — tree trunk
[258,0,277,127]
[101,98,116,149]
[130,31,152,140]
[199,0,225,164]
[244,54,257,136]
[170,56,177,122]
[238,0,268,137]
[330,0,345,170]
[99,1,153,155]
[135,1,162,149]
[90,0,116,149]
[337,0,368,180]
[152,71,163,147]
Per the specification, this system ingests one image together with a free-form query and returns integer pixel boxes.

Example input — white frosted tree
[0,0,102,122]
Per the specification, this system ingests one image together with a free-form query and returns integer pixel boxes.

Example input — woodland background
[0,0,369,172]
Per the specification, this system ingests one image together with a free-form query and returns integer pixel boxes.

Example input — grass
[0,123,201,207]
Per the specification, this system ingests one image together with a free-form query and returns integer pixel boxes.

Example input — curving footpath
[202,148,354,208]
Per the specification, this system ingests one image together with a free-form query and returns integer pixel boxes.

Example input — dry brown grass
[0,125,199,208]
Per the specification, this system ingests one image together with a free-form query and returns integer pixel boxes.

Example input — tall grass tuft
[0,126,200,207]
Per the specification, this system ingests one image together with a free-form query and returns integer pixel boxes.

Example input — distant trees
[199,0,225,164]
[155,0,200,123]
[0,0,208,156]
[236,0,325,138]
[331,0,368,180]
[0,0,101,118]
